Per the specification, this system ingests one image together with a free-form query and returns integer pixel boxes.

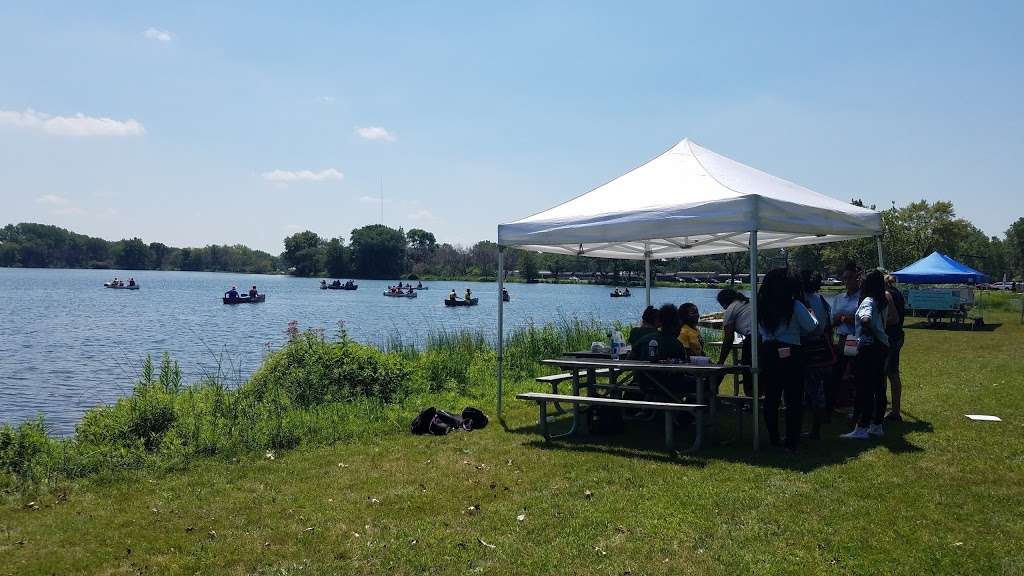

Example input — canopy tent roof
[497,139,881,259]
[891,251,989,284]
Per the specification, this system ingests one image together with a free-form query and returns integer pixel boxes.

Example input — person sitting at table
[628,305,659,348]
[677,302,705,357]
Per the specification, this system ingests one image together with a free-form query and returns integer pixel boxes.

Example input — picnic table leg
[704,375,716,445]
[665,411,675,452]
[539,401,549,441]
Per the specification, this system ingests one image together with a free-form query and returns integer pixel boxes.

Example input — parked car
[824,277,843,286]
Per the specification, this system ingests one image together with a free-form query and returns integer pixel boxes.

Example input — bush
[246,331,412,407]
[0,418,55,485]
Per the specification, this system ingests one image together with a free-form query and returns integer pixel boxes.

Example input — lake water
[0,268,725,435]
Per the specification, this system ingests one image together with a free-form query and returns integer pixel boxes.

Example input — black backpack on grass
[411,406,489,435]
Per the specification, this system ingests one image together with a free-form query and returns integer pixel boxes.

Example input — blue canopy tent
[892,251,989,284]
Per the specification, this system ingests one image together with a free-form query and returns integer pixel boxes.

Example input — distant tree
[1007,218,1024,277]
[149,242,170,269]
[283,230,325,277]
[349,224,407,278]
[115,238,151,270]
[0,242,17,266]
[406,228,437,264]
[518,250,539,282]
[324,237,351,278]
[468,241,498,276]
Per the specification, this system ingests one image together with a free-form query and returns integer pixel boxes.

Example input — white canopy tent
[496,139,882,449]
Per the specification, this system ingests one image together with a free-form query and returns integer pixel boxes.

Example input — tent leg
[497,247,505,420]
[749,231,760,451]
[644,255,651,307]
[876,236,886,271]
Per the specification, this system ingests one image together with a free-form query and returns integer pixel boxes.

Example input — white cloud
[261,168,344,183]
[36,194,70,207]
[316,96,335,103]
[355,126,396,142]
[143,27,173,43]
[407,208,439,223]
[0,109,145,137]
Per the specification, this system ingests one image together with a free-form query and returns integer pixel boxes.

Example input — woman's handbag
[842,335,861,357]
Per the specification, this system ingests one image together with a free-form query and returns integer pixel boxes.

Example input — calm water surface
[0,268,724,434]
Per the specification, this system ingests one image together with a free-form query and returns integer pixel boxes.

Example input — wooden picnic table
[539,357,749,450]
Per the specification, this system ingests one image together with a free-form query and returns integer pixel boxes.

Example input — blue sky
[2,1,1021,253]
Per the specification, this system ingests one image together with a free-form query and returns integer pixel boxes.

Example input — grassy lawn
[3,311,1023,575]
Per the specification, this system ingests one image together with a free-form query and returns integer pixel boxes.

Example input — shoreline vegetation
[1,295,1021,573]
[6,201,1024,283]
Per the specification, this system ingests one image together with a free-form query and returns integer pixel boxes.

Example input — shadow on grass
[904,321,1002,332]
[507,408,934,473]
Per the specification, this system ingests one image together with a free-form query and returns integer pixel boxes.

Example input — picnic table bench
[517,392,707,452]
[519,358,749,453]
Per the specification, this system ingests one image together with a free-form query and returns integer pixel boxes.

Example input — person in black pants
[757,269,820,449]
[842,270,894,439]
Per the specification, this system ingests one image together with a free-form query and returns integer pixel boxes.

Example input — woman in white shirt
[842,270,893,440]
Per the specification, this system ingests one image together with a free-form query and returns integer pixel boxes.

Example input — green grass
[2,311,1023,575]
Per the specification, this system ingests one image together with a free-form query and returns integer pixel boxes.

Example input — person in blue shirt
[757,268,819,449]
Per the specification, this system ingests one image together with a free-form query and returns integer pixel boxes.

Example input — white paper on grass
[965,414,1002,422]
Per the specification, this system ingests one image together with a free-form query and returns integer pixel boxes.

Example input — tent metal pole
[749,231,760,451]
[497,246,505,419]
[644,250,651,307]
[876,236,886,271]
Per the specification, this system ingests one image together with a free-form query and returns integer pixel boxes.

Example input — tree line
[4,200,1023,280]
[0,223,278,273]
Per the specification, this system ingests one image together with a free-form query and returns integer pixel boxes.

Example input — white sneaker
[868,424,884,437]
[841,427,870,439]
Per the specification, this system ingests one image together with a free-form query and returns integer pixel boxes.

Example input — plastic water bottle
[647,338,659,362]
[611,330,624,360]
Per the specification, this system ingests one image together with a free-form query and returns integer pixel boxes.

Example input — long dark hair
[658,303,680,338]
[861,269,888,309]
[641,305,658,326]
[716,288,749,309]
[679,302,699,328]
[758,268,796,333]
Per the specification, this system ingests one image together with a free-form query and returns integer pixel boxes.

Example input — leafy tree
[148,242,170,270]
[283,230,325,277]
[1007,217,1024,278]
[115,238,151,270]
[518,250,540,282]
[324,237,351,278]
[349,224,407,278]
[406,228,437,263]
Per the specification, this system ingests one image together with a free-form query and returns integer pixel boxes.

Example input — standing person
[715,289,753,395]
[884,274,906,421]
[757,269,819,449]
[800,270,834,440]
[829,263,862,419]
[842,270,892,439]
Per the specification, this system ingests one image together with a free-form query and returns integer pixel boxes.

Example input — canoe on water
[104,283,139,290]
[322,284,358,290]
[383,291,418,298]
[223,294,266,304]
[445,298,479,307]
[610,292,632,298]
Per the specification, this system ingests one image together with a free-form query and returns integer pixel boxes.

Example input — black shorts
[885,328,904,375]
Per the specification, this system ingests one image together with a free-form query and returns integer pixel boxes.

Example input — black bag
[461,407,489,430]
[411,407,438,435]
